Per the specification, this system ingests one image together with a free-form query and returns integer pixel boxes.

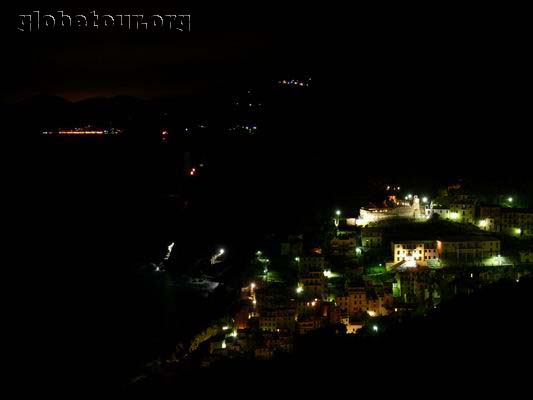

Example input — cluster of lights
[228,124,258,134]
[278,79,310,88]
[386,186,401,191]
[43,127,123,136]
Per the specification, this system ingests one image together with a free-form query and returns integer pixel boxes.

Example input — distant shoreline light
[42,127,123,136]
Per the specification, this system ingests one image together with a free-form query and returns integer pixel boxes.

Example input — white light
[422,197,428,203]
[222,326,229,331]
[335,210,341,216]
[508,197,513,202]
[372,325,379,332]
[296,286,303,294]
[250,283,256,289]
[218,248,225,255]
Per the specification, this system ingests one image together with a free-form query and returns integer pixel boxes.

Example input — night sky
[3,3,528,103]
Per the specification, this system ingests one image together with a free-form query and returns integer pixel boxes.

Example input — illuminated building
[478,205,532,237]
[519,250,533,263]
[296,315,322,335]
[501,208,533,237]
[336,283,392,317]
[426,204,451,220]
[391,241,438,267]
[361,227,383,249]
[330,234,357,256]
[299,270,326,298]
[479,205,502,232]
[449,199,477,224]
[299,255,328,272]
[258,306,297,332]
[436,236,501,265]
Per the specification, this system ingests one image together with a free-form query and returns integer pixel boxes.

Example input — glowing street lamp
[334,210,341,227]
[296,285,304,294]
[211,248,226,265]
[508,197,513,203]
[422,197,428,203]
[372,325,379,332]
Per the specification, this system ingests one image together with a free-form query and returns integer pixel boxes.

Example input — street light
[508,197,513,203]
[422,197,428,203]
[372,325,379,332]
